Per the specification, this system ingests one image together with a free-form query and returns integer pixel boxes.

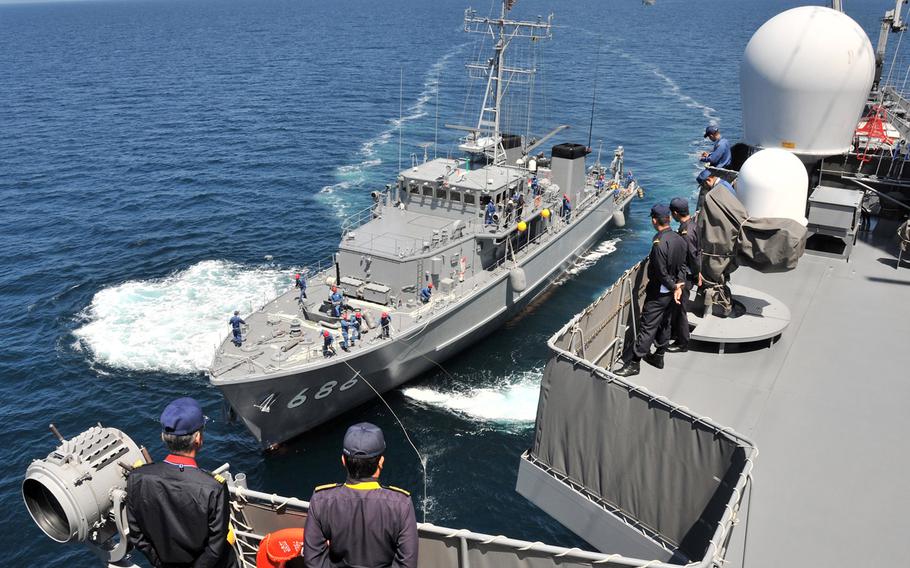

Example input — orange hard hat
[381,312,388,317]
[355,313,362,319]
[331,286,337,292]
[323,330,330,337]
[428,283,433,288]
[295,273,300,279]
[255,527,305,568]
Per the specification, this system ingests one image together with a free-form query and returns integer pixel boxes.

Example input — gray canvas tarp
[698,185,808,278]
[529,354,748,561]
[697,186,807,311]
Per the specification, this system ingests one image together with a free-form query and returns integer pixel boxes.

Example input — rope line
[341,359,429,524]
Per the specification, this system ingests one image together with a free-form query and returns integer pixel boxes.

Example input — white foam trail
[319,46,468,214]
[612,50,719,124]
[606,42,720,164]
[566,238,620,275]
[74,260,292,374]
[403,368,542,422]
[645,63,718,123]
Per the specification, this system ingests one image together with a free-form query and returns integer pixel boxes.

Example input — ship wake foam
[402,368,542,423]
[566,238,620,276]
[73,260,291,374]
[601,35,720,163]
[319,45,468,214]
[645,62,719,123]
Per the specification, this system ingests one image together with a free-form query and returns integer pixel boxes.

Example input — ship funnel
[23,424,145,564]
[741,6,874,157]
[550,143,588,206]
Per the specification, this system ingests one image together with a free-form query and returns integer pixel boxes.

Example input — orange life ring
[256,527,306,567]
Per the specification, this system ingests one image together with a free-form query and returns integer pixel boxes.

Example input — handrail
[847,177,910,212]
[227,484,696,568]
[340,200,384,234]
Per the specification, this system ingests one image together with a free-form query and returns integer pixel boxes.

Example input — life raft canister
[255,527,306,568]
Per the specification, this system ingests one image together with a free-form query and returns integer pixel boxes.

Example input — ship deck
[628,221,910,566]
[344,207,477,256]
[208,283,440,381]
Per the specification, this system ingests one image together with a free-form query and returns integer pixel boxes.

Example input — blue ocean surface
[0,0,893,564]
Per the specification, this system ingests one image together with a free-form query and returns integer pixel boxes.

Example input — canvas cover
[698,185,807,278]
[529,355,747,561]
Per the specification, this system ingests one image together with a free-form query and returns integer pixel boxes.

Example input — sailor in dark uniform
[304,422,418,568]
[126,397,237,568]
[668,197,699,353]
[614,204,687,377]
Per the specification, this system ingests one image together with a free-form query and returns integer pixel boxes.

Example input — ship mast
[463,1,552,165]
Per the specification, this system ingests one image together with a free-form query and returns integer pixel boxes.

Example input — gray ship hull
[213,193,631,446]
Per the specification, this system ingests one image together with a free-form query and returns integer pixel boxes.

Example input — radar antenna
[463,1,553,164]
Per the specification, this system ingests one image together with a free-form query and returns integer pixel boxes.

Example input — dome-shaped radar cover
[741,6,874,156]
[738,148,809,226]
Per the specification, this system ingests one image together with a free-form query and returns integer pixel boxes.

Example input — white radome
[737,148,809,226]
[740,6,875,157]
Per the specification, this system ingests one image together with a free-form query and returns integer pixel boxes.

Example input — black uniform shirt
[126,455,234,568]
[677,217,700,282]
[646,227,687,297]
[304,478,418,568]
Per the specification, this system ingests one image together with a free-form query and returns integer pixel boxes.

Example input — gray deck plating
[629,224,910,567]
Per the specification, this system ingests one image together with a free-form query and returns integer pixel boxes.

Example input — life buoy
[256,527,306,567]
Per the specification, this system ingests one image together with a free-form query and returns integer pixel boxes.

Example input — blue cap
[343,422,386,458]
[704,125,719,138]
[670,197,689,215]
[651,203,671,218]
[160,397,206,435]
[696,169,713,184]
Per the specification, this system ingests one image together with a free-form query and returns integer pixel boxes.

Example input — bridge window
[422,185,433,197]
[451,191,462,202]
[409,182,420,194]
[436,187,447,199]
[464,193,476,205]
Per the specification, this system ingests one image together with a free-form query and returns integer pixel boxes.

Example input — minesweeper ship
[207,3,639,447]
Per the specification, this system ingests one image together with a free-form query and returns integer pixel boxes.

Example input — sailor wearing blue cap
[701,125,732,169]
[126,398,237,568]
[668,197,700,352]
[614,204,688,377]
[696,169,736,210]
[697,169,736,193]
[304,422,418,568]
